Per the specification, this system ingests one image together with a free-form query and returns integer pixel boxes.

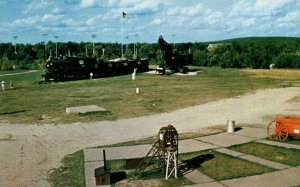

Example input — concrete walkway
[84,127,300,187]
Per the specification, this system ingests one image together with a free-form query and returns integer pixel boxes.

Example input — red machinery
[267,116,300,141]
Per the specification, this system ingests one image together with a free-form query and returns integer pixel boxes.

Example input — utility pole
[91,33,96,57]
[85,45,88,56]
[134,34,138,59]
[42,33,48,50]
[42,33,48,59]
[172,34,176,49]
[54,35,59,58]
[12,35,18,54]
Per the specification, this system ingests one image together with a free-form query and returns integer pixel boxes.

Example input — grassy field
[0,67,299,124]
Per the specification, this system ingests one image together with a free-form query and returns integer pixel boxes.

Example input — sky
[0,0,299,44]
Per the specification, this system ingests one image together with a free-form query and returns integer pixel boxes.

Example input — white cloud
[167,4,203,17]
[230,0,295,17]
[41,14,64,22]
[10,16,40,26]
[8,14,73,30]
[229,0,252,17]
[242,17,256,27]
[79,0,96,8]
[23,0,52,13]
[255,0,292,10]
[61,18,76,26]
[206,11,224,25]
[80,0,162,14]
[52,7,62,14]
[274,10,300,33]
[128,0,161,13]
[150,18,165,26]
[277,10,300,22]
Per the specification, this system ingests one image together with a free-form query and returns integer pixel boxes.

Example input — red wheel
[267,120,289,141]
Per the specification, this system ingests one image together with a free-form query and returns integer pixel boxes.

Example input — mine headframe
[133,124,178,180]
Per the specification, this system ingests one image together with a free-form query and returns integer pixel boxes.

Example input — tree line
[192,37,300,69]
[1,37,300,70]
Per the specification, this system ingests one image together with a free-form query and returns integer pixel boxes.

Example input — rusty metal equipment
[267,116,300,141]
[133,124,178,179]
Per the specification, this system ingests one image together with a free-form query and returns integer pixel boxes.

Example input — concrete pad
[215,148,246,157]
[196,133,256,147]
[256,139,300,150]
[239,155,290,170]
[84,161,104,187]
[66,105,107,114]
[179,139,218,153]
[174,71,203,76]
[221,166,300,187]
[84,144,152,162]
[184,170,215,184]
[234,127,267,139]
[145,70,203,76]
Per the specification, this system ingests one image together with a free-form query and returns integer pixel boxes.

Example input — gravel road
[0,87,299,187]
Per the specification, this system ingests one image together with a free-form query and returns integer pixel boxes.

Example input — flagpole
[121,13,123,58]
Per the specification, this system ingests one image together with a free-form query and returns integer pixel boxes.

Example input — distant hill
[191,37,300,69]
[206,36,300,44]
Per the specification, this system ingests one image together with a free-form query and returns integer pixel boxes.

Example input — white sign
[294,129,299,134]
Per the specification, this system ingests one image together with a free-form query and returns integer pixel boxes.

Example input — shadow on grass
[133,154,215,179]
[78,110,112,116]
[0,110,27,115]
[179,154,215,175]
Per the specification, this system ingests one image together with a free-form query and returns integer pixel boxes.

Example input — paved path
[84,127,300,187]
[0,70,38,77]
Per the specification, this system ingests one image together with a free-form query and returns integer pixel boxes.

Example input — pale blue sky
[0,0,299,44]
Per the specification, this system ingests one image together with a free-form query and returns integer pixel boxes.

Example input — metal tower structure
[133,124,178,179]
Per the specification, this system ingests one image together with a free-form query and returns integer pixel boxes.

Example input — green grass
[179,150,275,181]
[107,149,275,184]
[49,137,300,186]
[230,142,300,166]
[0,67,299,124]
[106,159,193,186]
[47,150,85,187]
[266,137,300,145]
